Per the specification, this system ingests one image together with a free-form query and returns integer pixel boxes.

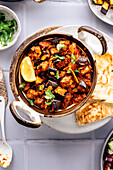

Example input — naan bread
[76,100,113,126]
[91,52,113,103]
[76,52,113,125]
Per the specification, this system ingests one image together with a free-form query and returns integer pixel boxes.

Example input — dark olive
[53,59,60,65]
[52,99,61,110]
[42,50,48,54]
[48,80,58,89]
[48,67,57,74]
[51,37,59,45]
[76,56,88,65]
[79,80,89,92]
[33,59,39,66]
[48,67,57,80]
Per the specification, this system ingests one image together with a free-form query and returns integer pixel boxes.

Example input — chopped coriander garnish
[0,15,18,46]
[67,70,71,73]
[57,44,65,51]
[74,69,79,73]
[71,54,76,64]
[28,99,34,106]
[57,59,60,61]
[45,100,53,105]
[19,83,26,89]
[111,70,113,72]
[38,84,44,91]
[45,89,55,100]
[55,70,60,79]
[55,54,65,60]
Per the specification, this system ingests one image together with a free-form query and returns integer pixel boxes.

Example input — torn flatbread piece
[76,99,113,126]
[90,52,113,103]
[76,52,113,125]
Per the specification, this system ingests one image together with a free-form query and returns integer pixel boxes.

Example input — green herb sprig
[45,100,53,105]
[57,44,65,51]
[0,13,18,47]
[28,99,34,106]
[19,83,26,89]
[45,89,55,100]
[55,70,60,79]
[71,54,76,64]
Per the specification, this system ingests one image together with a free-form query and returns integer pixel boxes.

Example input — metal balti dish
[101,130,113,170]
[9,26,107,128]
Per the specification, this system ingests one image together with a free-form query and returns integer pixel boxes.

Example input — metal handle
[78,26,107,55]
[34,0,46,3]
[10,100,42,128]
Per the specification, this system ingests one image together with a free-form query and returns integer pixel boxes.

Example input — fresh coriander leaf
[19,83,26,89]
[38,84,44,91]
[28,99,34,106]
[50,56,57,61]
[111,70,113,72]
[45,89,55,100]
[71,54,76,64]
[0,21,4,31]
[57,44,65,51]
[67,70,71,73]
[74,69,79,73]
[2,30,8,42]
[45,100,53,105]
[9,33,13,42]
[55,54,65,60]
[1,34,7,46]
[55,70,60,79]
[12,19,18,31]
[56,59,60,61]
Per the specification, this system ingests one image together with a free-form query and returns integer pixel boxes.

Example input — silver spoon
[0,96,12,168]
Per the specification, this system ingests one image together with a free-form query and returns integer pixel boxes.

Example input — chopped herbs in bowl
[0,5,21,50]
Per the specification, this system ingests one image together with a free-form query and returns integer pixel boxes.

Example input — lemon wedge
[20,57,36,82]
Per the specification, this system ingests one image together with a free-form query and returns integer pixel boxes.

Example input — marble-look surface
[0,0,113,169]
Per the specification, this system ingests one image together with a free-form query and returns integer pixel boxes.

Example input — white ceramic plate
[41,25,113,134]
[87,0,113,26]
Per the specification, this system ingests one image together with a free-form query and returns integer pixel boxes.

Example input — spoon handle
[0,96,6,142]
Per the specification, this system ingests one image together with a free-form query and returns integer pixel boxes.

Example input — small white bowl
[0,5,21,51]
[101,130,113,170]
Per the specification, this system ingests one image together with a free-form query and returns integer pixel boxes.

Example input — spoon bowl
[0,142,12,168]
[0,96,12,168]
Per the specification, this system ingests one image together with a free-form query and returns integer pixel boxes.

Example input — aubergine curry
[19,37,93,112]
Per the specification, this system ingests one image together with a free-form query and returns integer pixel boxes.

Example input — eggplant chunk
[51,37,59,45]
[52,99,61,110]
[100,0,110,15]
[48,80,58,89]
[76,56,88,65]
[93,0,103,5]
[77,80,88,92]
[48,67,57,80]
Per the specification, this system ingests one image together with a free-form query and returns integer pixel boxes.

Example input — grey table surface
[0,0,113,169]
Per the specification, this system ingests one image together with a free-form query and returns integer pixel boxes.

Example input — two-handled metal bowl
[9,26,107,128]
